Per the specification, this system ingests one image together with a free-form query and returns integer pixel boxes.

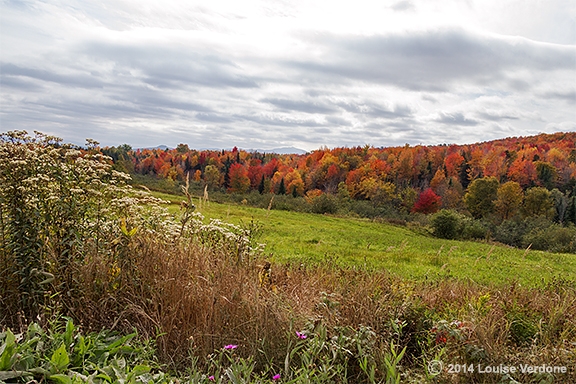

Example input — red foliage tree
[412,188,441,214]
[228,163,250,194]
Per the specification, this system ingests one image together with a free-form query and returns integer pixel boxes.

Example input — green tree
[258,175,266,194]
[431,209,463,239]
[550,188,569,223]
[535,161,557,189]
[203,165,222,190]
[277,178,286,195]
[523,187,554,218]
[495,181,523,220]
[463,177,499,219]
[176,143,190,154]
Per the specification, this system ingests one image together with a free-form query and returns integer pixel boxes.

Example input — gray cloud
[391,1,415,12]
[195,113,235,123]
[1,62,104,89]
[261,98,339,114]
[336,101,414,119]
[542,89,576,102]
[78,42,260,90]
[240,114,326,127]
[435,112,480,126]
[477,110,520,121]
[325,116,352,126]
[288,28,575,92]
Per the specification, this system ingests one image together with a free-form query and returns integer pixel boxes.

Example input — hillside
[153,191,576,287]
[106,132,576,224]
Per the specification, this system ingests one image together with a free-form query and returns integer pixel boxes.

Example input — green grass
[152,191,576,287]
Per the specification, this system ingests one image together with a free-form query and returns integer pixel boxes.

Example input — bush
[430,209,465,239]
[493,220,527,247]
[308,193,339,214]
[523,223,576,253]
[462,219,489,240]
[272,194,309,212]
[1,131,172,319]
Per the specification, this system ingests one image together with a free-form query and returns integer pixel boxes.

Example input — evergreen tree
[292,185,298,198]
[258,175,265,194]
[565,194,576,225]
[278,178,286,195]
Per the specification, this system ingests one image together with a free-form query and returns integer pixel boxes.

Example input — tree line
[103,132,576,223]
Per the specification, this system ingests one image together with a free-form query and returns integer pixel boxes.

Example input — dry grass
[52,234,573,382]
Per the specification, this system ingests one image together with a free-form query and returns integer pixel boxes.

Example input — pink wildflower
[296,331,307,339]
[272,374,281,380]
[224,344,238,350]
[208,376,215,381]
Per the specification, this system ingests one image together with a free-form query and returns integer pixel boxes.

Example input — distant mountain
[133,145,171,151]
[151,145,170,150]
[257,146,307,155]
[134,144,307,154]
[198,146,308,155]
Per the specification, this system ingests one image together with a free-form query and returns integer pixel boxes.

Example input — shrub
[462,219,489,240]
[430,209,465,239]
[272,195,308,212]
[0,131,171,319]
[0,131,262,326]
[308,193,339,214]
[493,220,527,247]
[523,223,576,253]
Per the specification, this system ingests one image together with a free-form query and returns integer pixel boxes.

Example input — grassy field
[152,191,576,287]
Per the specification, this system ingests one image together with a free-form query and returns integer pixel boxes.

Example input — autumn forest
[103,131,576,253]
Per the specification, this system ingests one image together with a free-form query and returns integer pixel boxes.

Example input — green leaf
[49,373,72,384]
[50,343,70,373]
[129,364,151,377]
[95,372,113,382]
[72,335,86,366]
[0,329,16,370]
[64,319,75,349]
[0,371,30,380]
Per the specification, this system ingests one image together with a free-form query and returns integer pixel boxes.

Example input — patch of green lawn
[154,192,576,287]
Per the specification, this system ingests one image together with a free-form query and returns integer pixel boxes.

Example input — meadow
[153,191,576,287]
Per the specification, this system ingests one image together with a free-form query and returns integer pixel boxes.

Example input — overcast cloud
[1,0,575,151]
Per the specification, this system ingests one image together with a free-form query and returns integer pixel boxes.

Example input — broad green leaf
[0,371,29,380]
[27,322,42,339]
[0,329,16,370]
[49,373,72,384]
[64,319,75,349]
[108,333,136,350]
[51,343,70,373]
[129,364,151,377]
[72,335,86,366]
[95,372,113,382]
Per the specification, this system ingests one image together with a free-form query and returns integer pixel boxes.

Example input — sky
[1,0,575,151]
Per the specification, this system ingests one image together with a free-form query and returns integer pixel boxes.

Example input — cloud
[391,1,415,12]
[288,28,575,92]
[476,110,520,121]
[240,113,327,127]
[336,101,414,119]
[1,62,104,89]
[435,111,480,126]
[541,89,576,102]
[261,97,339,114]
[195,113,235,123]
[78,42,260,89]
